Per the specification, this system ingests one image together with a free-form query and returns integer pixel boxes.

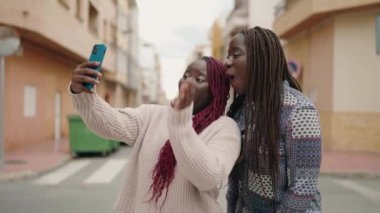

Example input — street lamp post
[0,26,20,169]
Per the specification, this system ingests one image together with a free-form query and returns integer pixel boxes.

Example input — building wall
[139,41,161,104]
[330,10,380,152]
[248,0,281,29]
[224,0,249,45]
[283,19,335,149]
[275,0,380,153]
[4,40,108,151]
[309,20,334,112]
[331,113,380,152]
[210,20,224,60]
[274,0,380,38]
[5,42,64,150]
[283,35,310,92]
[0,0,117,71]
[309,20,335,149]
[126,4,140,96]
[333,11,380,112]
[0,0,137,152]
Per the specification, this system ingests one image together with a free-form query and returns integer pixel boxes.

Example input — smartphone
[83,44,107,90]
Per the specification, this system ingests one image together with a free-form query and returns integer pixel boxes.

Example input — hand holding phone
[83,44,107,90]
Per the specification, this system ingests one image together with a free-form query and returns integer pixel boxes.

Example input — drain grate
[5,160,27,165]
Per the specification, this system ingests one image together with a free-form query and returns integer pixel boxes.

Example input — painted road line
[84,159,128,184]
[35,160,91,185]
[334,179,380,203]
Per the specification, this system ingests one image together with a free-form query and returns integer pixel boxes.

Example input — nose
[224,56,232,68]
[180,76,196,86]
[185,77,196,85]
[179,78,195,92]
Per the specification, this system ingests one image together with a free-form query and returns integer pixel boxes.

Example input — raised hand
[171,81,195,110]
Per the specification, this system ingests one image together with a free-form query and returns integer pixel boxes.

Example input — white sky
[136,0,233,99]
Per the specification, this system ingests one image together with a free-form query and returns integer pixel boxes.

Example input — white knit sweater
[70,92,241,213]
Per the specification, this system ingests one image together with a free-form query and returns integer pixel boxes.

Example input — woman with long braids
[225,26,322,212]
[69,56,241,212]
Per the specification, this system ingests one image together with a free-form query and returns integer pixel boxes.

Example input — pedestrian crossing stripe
[84,159,128,184]
[34,160,91,185]
[334,179,380,203]
[34,159,128,185]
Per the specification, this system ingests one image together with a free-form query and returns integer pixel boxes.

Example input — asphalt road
[1,146,379,213]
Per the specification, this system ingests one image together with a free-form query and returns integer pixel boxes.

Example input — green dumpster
[111,140,120,150]
[67,114,119,156]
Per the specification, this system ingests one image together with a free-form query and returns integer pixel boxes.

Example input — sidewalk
[0,139,71,182]
[1,143,380,182]
[321,149,380,178]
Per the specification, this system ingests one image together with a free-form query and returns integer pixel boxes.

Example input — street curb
[0,157,72,183]
[321,171,380,179]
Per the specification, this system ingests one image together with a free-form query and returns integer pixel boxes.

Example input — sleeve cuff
[68,83,97,110]
[169,103,194,127]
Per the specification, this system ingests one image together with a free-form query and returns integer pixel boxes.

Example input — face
[225,33,248,95]
[178,59,211,114]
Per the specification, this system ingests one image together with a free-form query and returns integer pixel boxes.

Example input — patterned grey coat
[227,81,322,213]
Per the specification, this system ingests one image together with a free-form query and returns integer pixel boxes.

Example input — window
[376,14,380,55]
[24,86,37,117]
[88,3,99,36]
[58,0,70,9]
[75,0,83,21]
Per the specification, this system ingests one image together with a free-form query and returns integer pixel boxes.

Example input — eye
[227,49,243,59]
[232,52,242,58]
[196,78,207,83]
[182,73,190,79]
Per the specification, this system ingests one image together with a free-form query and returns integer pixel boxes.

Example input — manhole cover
[5,160,26,165]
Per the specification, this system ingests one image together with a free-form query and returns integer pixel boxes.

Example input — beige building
[138,41,166,105]
[209,19,225,61]
[0,0,139,152]
[249,0,281,29]
[188,44,212,63]
[224,0,249,58]
[274,0,380,153]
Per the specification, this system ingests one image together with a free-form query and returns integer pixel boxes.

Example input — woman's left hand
[171,81,195,110]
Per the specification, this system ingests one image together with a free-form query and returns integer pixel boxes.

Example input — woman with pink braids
[69,56,241,213]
